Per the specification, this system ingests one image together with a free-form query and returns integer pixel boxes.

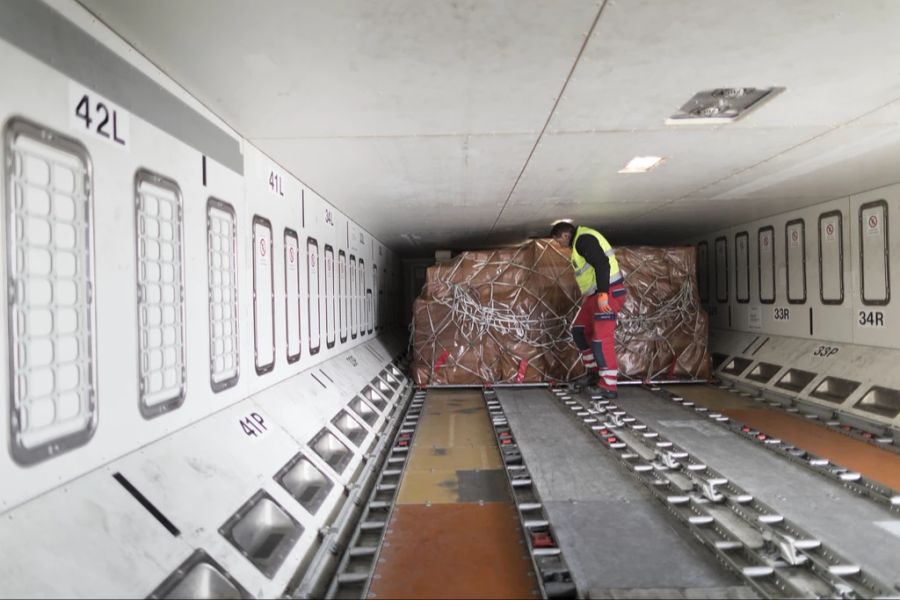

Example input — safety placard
[865,213,881,236]
[748,306,762,330]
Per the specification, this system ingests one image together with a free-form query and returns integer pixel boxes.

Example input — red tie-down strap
[667,356,678,379]
[433,350,450,374]
[516,358,529,383]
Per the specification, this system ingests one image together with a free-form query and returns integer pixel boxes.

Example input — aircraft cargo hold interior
[2,1,900,599]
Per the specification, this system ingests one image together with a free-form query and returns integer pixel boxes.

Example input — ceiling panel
[494,126,825,228]
[76,0,900,254]
[81,0,600,138]
[690,123,900,203]
[550,0,900,133]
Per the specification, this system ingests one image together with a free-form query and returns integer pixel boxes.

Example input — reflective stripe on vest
[570,226,621,295]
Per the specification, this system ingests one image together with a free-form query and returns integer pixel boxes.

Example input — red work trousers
[571,282,627,391]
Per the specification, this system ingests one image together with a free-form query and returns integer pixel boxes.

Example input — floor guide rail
[549,388,897,598]
[483,389,577,599]
[644,385,900,511]
[322,390,427,599]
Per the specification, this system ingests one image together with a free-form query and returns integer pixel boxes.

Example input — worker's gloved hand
[596,292,612,313]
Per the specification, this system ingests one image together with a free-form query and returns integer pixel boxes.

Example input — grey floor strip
[496,388,752,599]
[618,387,900,589]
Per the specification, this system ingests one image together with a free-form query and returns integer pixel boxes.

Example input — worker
[550,221,627,398]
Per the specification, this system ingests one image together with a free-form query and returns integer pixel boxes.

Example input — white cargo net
[617,276,697,337]
[435,283,573,349]
[614,248,707,382]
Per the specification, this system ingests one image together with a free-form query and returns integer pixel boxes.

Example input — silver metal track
[324,387,426,599]
[483,389,578,599]
[643,385,900,512]
[548,387,896,599]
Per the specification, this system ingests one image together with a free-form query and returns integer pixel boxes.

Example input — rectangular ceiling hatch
[666,87,783,125]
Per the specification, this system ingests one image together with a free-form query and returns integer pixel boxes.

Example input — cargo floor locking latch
[699,478,728,503]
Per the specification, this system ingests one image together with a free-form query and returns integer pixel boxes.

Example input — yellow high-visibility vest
[571,226,620,295]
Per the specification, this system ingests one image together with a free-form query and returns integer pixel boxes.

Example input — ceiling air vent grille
[666,87,783,125]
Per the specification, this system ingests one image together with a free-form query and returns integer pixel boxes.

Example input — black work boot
[585,385,617,399]
[572,371,599,391]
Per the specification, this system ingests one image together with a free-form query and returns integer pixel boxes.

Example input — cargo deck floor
[664,384,900,490]
[368,389,537,599]
[496,388,753,599]
[620,387,900,588]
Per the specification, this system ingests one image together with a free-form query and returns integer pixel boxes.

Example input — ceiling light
[618,156,665,174]
[666,87,783,125]
[551,218,573,225]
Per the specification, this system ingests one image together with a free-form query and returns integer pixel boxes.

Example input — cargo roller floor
[619,387,900,588]
[496,388,753,599]
[369,389,537,599]
[664,384,900,490]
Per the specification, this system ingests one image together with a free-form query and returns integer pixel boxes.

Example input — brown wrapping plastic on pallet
[412,240,710,385]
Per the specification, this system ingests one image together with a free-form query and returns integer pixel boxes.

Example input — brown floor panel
[725,408,900,490]
[369,503,539,599]
[375,389,536,598]
[671,385,900,491]
[398,389,504,504]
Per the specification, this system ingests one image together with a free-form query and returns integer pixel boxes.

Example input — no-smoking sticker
[259,238,267,257]
[866,212,881,236]
[823,221,836,243]
[790,229,801,247]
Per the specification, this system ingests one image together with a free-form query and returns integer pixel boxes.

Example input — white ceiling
[80,0,900,253]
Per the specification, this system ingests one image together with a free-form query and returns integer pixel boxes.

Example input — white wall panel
[697,196,858,344]
[252,216,275,374]
[735,231,750,303]
[0,31,404,518]
[758,226,776,303]
[818,210,844,304]
[338,248,349,344]
[786,218,807,304]
[0,466,192,598]
[307,236,321,355]
[324,243,336,349]
[284,228,302,363]
[859,200,889,304]
[851,186,898,348]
